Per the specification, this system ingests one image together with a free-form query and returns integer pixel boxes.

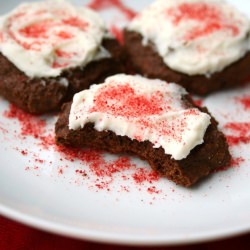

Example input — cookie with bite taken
[55,74,231,187]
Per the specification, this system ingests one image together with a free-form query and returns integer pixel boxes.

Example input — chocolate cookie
[55,74,231,187]
[124,0,250,95]
[0,1,125,114]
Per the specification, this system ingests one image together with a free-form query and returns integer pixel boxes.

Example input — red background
[1,216,249,250]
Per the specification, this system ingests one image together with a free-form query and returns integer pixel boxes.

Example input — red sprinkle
[57,145,133,177]
[52,49,76,69]
[147,186,161,194]
[132,168,159,184]
[58,168,63,175]
[3,104,46,138]
[8,11,88,51]
[19,19,55,39]
[57,144,160,189]
[90,156,133,177]
[62,17,89,30]
[35,159,44,164]
[91,84,164,117]
[55,49,75,58]
[75,169,88,177]
[215,157,245,172]
[52,61,69,69]
[3,104,162,194]
[56,30,74,40]
[0,125,8,134]
[39,133,55,150]
[21,150,28,156]
[90,81,197,144]
[8,27,43,51]
[236,95,250,110]
[231,157,245,167]
[167,3,239,40]
[192,98,203,107]
[87,0,137,20]
[224,122,250,146]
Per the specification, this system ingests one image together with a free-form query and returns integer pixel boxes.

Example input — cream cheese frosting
[0,0,108,78]
[69,74,211,160]
[128,0,250,76]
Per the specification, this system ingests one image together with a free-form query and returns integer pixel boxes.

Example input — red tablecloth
[0,216,249,250]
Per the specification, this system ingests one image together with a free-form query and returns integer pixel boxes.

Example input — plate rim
[1,203,250,246]
[1,0,250,246]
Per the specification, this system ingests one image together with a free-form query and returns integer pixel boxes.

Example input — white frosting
[69,74,211,160]
[128,0,250,76]
[0,0,108,78]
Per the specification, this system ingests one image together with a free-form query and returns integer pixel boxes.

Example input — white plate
[0,0,250,246]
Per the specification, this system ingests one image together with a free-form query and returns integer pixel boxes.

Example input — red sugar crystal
[19,19,55,39]
[39,133,55,149]
[168,3,239,40]
[3,104,46,138]
[236,95,250,110]
[215,157,245,172]
[57,145,160,189]
[224,122,250,146]
[0,125,8,134]
[21,150,28,156]
[91,84,164,117]
[75,169,88,177]
[52,61,69,69]
[57,145,134,178]
[89,82,198,143]
[35,159,44,164]
[55,49,75,59]
[55,30,74,40]
[230,157,245,167]
[193,99,203,107]
[58,168,63,175]
[147,186,161,194]
[62,17,88,30]
[132,168,159,184]
[2,103,162,193]
[8,27,43,51]
[8,10,88,51]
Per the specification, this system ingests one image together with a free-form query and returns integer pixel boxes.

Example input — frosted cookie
[55,74,231,187]
[124,0,250,95]
[0,0,124,114]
